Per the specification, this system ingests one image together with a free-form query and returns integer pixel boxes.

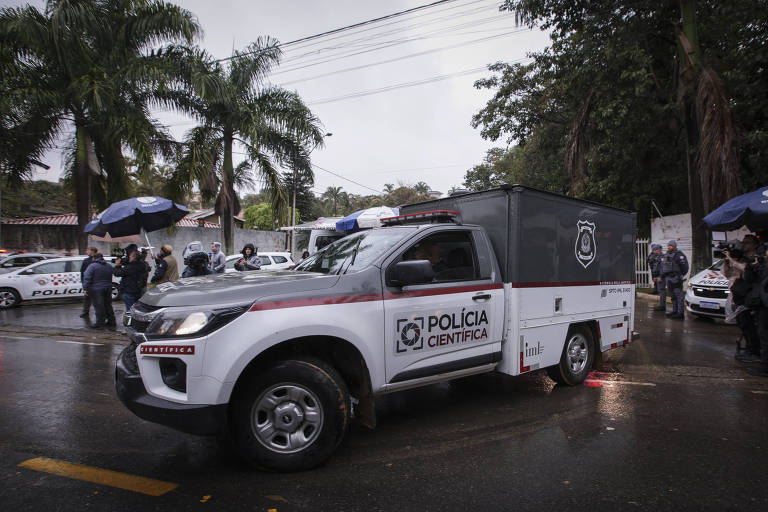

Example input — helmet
[182,241,209,266]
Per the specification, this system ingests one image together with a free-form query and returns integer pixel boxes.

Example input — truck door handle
[472,293,492,301]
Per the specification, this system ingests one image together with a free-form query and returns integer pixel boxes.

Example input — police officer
[647,244,665,310]
[660,239,689,319]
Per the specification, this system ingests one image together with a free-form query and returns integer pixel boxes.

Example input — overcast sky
[6,0,550,199]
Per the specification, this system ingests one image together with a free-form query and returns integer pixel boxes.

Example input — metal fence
[635,238,651,288]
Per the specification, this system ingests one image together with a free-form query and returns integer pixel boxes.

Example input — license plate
[700,301,720,310]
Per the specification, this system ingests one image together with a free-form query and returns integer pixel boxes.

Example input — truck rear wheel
[546,326,594,386]
[229,358,349,471]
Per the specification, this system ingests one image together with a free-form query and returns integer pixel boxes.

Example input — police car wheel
[229,358,349,471]
[0,288,21,309]
[546,326,595,386]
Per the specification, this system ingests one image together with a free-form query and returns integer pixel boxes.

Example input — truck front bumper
[115,343,227,436]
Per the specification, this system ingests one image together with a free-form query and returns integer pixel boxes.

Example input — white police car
[685,260,729,319]
[0,256,121,309]
[224,252,295,272]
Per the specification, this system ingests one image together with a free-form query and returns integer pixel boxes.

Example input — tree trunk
[678,0,710,274]
[74,125,93,254]
[221,130,235,255]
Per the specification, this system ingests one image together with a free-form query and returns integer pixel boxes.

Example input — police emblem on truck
[575,219,597,269]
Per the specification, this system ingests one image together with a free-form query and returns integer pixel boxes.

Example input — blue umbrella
[85,196,188,253]
[703,186,768,231]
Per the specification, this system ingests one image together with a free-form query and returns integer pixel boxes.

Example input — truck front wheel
[546,327,595,386]
[229,358,349,471]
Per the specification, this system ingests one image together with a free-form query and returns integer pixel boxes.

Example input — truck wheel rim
[0,291,16,307]
[566,333,588,373]
[251,383,324,454]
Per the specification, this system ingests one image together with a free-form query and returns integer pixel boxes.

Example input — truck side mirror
[389,260,435,287]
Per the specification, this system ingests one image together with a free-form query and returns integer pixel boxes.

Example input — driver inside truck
[410,240,448,273]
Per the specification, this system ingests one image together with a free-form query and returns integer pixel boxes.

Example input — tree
[413,181,431,195]
[383,183,395,194]
[173,38,324,254]
[282,170,318,222]
[0,0,199,252]
[322,186,344,215]
[472,1,768,243]
[243,202,291,231]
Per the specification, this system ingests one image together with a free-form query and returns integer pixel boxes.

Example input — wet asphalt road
[0,298,767,511]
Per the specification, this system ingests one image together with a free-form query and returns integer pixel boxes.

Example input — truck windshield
[295,228,416,274]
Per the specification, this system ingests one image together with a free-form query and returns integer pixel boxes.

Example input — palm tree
[0,0,199,252]
[323,186,344,215]
[173,38,324,254]
[383,183,395,194]
[414,181,430,195]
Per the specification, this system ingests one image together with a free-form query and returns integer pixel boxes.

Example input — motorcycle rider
[182,241,212,278]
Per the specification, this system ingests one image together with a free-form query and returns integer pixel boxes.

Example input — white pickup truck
[115,185,637,471]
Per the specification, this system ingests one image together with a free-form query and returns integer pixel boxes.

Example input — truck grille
[126,301,162,333]
[692,287,728,299]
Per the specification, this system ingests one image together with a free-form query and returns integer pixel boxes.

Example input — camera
[713,241,743,260]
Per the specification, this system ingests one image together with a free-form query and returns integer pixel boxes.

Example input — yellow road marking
[18,457,178,496]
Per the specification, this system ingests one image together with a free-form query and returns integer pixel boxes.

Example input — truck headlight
[144,304,250,339]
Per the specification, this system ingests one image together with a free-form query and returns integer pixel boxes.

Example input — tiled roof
[2,213,220,229]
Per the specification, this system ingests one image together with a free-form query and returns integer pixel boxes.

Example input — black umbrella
[84,196,189,255]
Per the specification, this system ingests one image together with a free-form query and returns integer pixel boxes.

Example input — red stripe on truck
[248,283,503,312]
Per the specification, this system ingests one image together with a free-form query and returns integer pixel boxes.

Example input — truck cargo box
[398,185,636,285]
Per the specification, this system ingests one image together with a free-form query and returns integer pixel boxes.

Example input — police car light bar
[380,210,460,226]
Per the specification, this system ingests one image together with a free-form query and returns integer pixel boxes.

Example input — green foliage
[0,0,200,251]
[243,203,288,231]
[172,38,325,253]
[0,179,74,218]
[473,0,768,233]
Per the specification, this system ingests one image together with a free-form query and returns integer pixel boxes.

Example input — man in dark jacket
[83,252,115,328]
[79,246,98,319]
[745,249,768,377]
[647,244,664,309]
[660,240,689,319]
[113,246,147,311]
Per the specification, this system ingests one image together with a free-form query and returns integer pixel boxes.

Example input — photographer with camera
[660,240,689,319]
[112,244,149,312]
[723,235,761,362]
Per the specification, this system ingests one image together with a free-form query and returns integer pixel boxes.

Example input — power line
[278,0,493,57]
[278,27,529,85]
[312,163,381,194]
[215,0,461,63]
[276,1,498,67]
[274,10,511,75]
[307,56,531,105]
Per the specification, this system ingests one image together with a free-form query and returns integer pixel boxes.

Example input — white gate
[635,238,651,288]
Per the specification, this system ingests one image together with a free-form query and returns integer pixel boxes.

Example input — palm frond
[565,90,593,194]
[696,66,741,210]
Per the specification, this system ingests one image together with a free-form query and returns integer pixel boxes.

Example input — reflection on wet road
[0,299,766,511]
